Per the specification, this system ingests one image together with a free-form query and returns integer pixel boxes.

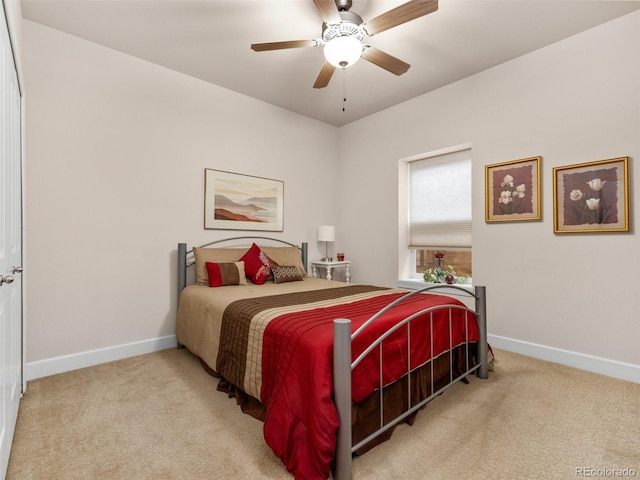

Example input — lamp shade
[318,225,335,242]
[323,36,362,68]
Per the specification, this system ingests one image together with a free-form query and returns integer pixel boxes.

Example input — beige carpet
[7,348,640,480]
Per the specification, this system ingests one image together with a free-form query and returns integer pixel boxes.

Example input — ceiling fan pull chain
[342,67,347,112]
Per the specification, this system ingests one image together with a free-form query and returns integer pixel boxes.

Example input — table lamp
[318,225,335,262]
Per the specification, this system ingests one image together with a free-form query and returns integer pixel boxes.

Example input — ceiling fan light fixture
[323,36,362,68]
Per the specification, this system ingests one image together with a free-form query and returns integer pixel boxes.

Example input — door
[0,5,23,479]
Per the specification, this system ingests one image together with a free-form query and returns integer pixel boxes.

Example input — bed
[176,237,488,480]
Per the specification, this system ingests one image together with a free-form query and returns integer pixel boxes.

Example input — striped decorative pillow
[205,261,248,287]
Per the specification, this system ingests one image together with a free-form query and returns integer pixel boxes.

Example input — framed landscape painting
[485,156,541,223]
[553,157,629,234]
[204,169,284,231]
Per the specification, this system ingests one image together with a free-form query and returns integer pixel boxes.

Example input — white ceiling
[21,0,640,126]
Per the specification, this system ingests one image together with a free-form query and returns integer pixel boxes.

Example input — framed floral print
[204,169,284,231]
[553,157,629,234]
[485,156,541,223]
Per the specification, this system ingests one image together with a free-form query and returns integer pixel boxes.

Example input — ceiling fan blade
[312,0,342,24]
[313,62,336,89]
[365,0,438,36]
[251,40,317,52]
[362,47,411,76]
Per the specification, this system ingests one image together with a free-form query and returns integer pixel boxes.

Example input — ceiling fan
[250,0,438,88]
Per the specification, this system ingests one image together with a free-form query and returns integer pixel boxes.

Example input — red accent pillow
[239,243,278,285]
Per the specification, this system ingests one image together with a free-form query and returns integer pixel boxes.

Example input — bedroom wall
[337,10,640,375]
[21,20,339,368]
[20,10,640,382]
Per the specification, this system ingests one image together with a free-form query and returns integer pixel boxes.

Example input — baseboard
[25,333,639,384]
[26,335,177,381]
[488,334,640,384]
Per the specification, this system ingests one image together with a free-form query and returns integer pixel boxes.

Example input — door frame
[2,0,26,394]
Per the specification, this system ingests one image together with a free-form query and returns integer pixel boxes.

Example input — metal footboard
[333,285,488,480]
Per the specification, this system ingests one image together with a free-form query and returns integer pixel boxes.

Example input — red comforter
[217,286,478,480]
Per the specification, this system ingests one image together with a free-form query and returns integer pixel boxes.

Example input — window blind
[409,149,472,248]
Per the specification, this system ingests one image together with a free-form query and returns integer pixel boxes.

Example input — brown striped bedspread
[211,284,479,480]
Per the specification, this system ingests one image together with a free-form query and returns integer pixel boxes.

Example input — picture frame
[553,156,629,234]
[485,156,542,223]
[204,169,284,231]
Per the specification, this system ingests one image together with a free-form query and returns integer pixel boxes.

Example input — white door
[0,5,23,479]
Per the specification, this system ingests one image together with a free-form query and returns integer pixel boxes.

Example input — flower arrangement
[423,251,469,284]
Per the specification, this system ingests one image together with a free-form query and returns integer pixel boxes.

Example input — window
[408,149,472,280]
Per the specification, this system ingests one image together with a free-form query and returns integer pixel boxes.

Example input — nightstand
[311,260,351,283]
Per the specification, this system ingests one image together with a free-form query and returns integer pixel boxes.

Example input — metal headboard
[177,236,308,296]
